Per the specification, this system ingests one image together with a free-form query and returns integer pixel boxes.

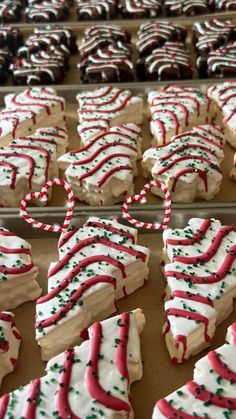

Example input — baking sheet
[2,18,236,87]
[8,7,236,26]
[47,102,236,205]
[0,209,235,418]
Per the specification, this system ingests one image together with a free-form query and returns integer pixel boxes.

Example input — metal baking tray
[0,81,235,213]
[9,8,236,28]
[0,207,235,419]
[1,16,236,87]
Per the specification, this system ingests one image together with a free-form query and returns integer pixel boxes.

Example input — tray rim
[7,10,236,29]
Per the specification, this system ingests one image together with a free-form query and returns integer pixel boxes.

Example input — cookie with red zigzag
[208,81,236,149]
[153,323,236,418]
[77,86,143,144]
[148,85,212,146]
[142,124,224,203]
[0,309,145,418]
[161,217,236,364]
[58,124,142,206]
[0,87,66,147]
[0,312,21,388]
[0,227,40,310]
[35,217,149,360]
[0,126,68,207]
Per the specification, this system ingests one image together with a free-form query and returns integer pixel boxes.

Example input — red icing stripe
[98,165,133,187]
[115,312,130,380]
[48,236,146,279]
[22,378,41,418]
[0,313,14,323]
[83,220,135,244]
[155,155,221,176]
[165,243,236,284]
[81,88,125,106]
[153,110,180,143]
[173,291,213,307]
[0,231,15,236]
[0,153,35,189]
[156,398,208,419]
[80,94,132,114]
[35,275,116,329]
[86,321,131,412]
[56,348,81,419]
[208,350,236,383]
[187,380,236,409]
[0,162,17,190]
[166,219,211,246]
[0,245,31,255]
[0,394,10,418]
[172,168,208,192]
[0,262,34,275]
[166,308,211,343]
[173,226,235,263]
[58,228,79,249]
[73,143,137,167]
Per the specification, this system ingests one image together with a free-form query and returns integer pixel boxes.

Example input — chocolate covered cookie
[165,0,209,16]
[79,44,134,83]
[137,42,193,81]
[76,0,117,20]
[118,0,162,18]
[26,0,70,22]
[137,21,186,57]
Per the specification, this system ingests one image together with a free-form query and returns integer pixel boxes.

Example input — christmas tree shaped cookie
[35,217,149,360]
[153,323,236,418]
[162,217,236,363]
[0,227,40,310]
[0,309,144,418]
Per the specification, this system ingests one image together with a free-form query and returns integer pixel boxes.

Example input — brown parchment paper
[1,233,236,418]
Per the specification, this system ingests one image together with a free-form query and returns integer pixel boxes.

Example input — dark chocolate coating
[77,0,117,20]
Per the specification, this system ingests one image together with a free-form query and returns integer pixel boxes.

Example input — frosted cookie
[0,312,21,387]
[153,323,236,418]
[193,19,236,78]
[76,0,117,20]
[0,126,68,206]
[79,44,134,84]
[0,228,40,309]
[208,81,236,148]
[142,125,224,203]
[137,21,186,57]
[148,85,212,146]
[77,86,143,144]
[0,87,66,147]
[207,41,236,79]
[118,0,162,19]
[11,125,68,159]
[209,0,236,9]
[35,217,149,360]
[137,42,193,81]
[165,0,209,16]
[0,309,144,416]
[12,51,67,85]
[161,217,236,363]
[26,1,70,22]
[79,25,131,59]
[34,25,77,54]
[58,124,142,205]
[230,152,236,180]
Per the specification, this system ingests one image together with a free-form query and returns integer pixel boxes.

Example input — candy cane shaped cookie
[122,180,171,230]
[20,178,75,234]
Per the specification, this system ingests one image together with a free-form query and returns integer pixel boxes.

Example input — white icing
[142,124,224,203]
[153,324,236,419]
[1,310,144,418]
[35,217,149,360]
[161,217,236,363]
[0,312,21,388]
